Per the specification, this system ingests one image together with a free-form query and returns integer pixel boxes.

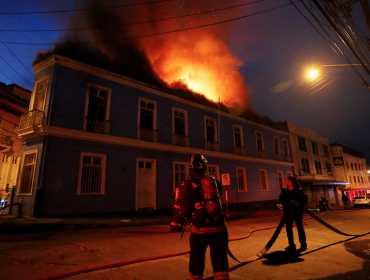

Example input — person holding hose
[180,153,229,280]
[279,176,308,252]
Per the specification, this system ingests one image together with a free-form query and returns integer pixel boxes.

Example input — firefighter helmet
[188,153,207,172]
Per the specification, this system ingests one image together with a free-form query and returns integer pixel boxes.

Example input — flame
[141,30,249,108]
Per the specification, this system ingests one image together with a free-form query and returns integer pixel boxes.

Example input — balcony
[173,134,190,147]
[138,127,158,142]
[284,154,293,162]
[234,145,246,156]
[85,117,110,135]
[18,109,44,130]
[257,149,266,159]
[206,140,219,152]
[275,153,283,161]
[0,135,11,152]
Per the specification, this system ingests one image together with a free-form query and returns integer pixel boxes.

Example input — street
[1,209,370,280]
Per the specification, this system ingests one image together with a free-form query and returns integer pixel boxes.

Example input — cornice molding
[20,125,294,167]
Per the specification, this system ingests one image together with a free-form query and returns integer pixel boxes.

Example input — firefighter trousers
[189,229,229,280]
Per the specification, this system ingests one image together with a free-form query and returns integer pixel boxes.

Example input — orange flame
[141,29,249,109]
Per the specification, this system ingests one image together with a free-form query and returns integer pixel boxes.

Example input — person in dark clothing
[279,176,308,252]
[342,192,349,210]
[180,153,229,280]
[321,196,330,210]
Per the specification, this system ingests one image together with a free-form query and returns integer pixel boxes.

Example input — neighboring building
[286,122,348,209]
[330,143,370,204]
[0,82,31,212]
[15,55,294,217]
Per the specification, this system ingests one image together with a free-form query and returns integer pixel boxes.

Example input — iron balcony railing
[18,109,44,130]
[0,135,11,146]
[138,127,158,142]
[275,153,283,161]
[206,140,219,152]
[257,149,266,159]
[85,117,110,135]
[284,154,293,162]
[234,145,246,156]
[173,134,190,147]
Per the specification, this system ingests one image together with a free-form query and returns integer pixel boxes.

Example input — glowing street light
[308,69,318,79]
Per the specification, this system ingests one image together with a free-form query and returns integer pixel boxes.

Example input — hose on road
[32,209,370,280]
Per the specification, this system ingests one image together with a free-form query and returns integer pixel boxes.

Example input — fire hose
[32,208,370,280]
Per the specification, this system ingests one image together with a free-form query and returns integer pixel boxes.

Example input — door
[136,159,156,210]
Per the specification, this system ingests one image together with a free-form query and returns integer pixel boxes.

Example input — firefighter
[180,153,229,280]
[279,176,308,252]
[170,180,185,232]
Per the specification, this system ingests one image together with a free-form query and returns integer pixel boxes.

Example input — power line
[0,0,269,32]
[0,116,19,127]
[1,1,297,46]
[0,69,15,84]
[0,55,32,87]
[0,0,175,15]
[0,37,34,77]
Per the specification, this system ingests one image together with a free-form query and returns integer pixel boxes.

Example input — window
[207,165,220,180]
[236,168,247,192]
[311,141,319,155]
[357,176,360,183]
[174,163,187,191]
[85,85,110,134]
[298,136,307,152]
[283,139,290,155]
[12,156,18,165]
[273,138,280,154]
[323,145,330,157]
[234,125,245,155]
[353,176,357,183]
[173,109,188,147]
[32,78,48,111]
[326,162,333,176]
[351,163,353,169]
[78,153,106,194]
[256,131,265,158]
[315,160,322,175]
[301,158,310,173]
[138,99,157,142]
[259,169,268,191]
[361,177,364,183]
[354,164,357,170]
[205,117,218,151]
[277,171,284,190]
[2,154,9,163]
[18,150,38,194]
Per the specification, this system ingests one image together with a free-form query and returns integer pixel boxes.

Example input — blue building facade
[16,55,294,217]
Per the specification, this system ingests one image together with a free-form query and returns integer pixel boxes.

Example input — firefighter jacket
[180,172,226,234]
[279,186,308,214]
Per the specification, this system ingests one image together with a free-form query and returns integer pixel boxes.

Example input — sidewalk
[0,205,347,234]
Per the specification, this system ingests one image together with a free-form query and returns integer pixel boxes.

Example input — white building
[330,143,370,205]
[286,122,348,208]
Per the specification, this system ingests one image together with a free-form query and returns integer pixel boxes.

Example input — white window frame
[83,84,112,132]
[259,169,269,191]
[283,139,290,156]
[17,149,39,195]
[77,152,107,195]
[138,98,157,129]
[173,108,188,136]
[173,161,188,192]
[205,116,218,141]
[30,76,49,112]
[233,125,244,147]
[207,165,220,180]
[277,171,284,190]
[236,167,247,192]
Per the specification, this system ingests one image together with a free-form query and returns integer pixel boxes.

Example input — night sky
[1,0,369,162]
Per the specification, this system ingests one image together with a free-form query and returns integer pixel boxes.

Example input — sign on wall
[221,174,230,186]
[333,156,344,166]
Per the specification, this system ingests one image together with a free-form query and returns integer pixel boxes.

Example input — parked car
[353,196,370,207]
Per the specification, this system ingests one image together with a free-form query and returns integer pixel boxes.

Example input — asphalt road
[1,209,370,280]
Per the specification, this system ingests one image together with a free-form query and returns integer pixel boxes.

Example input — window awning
[298,179,349,186]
